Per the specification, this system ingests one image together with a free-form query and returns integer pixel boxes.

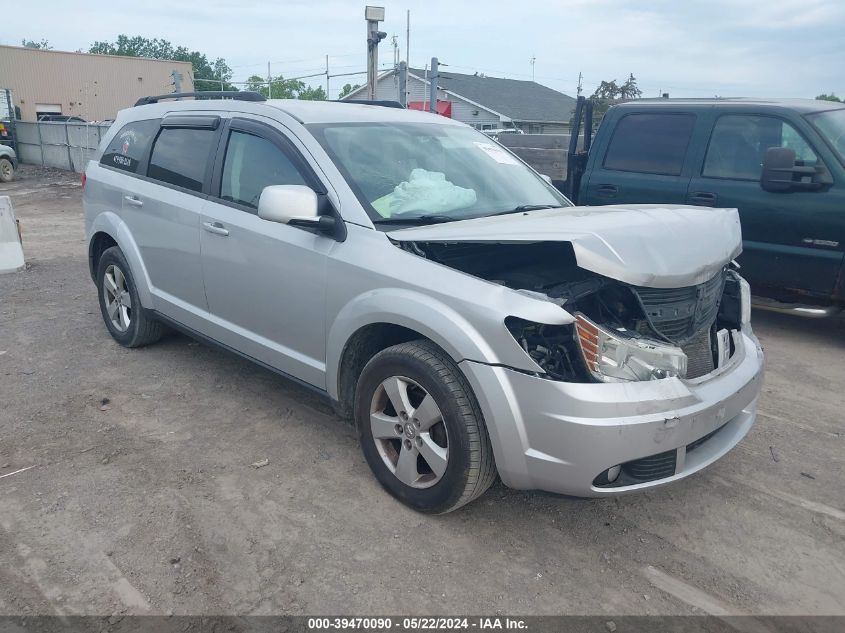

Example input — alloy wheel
[103,264,132,332]
[369,376,449,489]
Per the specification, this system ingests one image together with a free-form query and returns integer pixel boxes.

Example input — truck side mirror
[761,147,832,193]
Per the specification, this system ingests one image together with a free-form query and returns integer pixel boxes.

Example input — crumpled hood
[387,204,742,288]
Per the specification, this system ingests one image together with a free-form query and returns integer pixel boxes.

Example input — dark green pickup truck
[565,98,845,316]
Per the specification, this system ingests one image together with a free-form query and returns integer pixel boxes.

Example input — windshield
[807,108,845,165]
[308,122,570,226]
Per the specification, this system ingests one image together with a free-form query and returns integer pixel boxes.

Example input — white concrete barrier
[0,195,25,274]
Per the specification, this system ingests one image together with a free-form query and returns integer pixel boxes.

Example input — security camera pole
[365,6,386,100]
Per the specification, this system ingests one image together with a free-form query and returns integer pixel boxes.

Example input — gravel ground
[0,165,843,617]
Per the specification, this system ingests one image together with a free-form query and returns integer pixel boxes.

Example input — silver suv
[83,93,764,513]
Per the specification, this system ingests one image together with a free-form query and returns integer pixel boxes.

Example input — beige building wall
[0,45,194,121]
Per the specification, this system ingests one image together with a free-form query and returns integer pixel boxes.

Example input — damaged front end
[397,240,749,383]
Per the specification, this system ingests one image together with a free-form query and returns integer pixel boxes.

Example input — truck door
[686,113,844,299]
[581,112,697,205]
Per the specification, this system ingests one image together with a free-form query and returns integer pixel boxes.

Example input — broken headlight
[505,317,586,382]
[573,313,687,382]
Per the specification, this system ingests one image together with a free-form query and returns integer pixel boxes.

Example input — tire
[0,158,13,183]
[96,246,164,348]
[355,340,497,513]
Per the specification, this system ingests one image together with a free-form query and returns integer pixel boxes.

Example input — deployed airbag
[372,168,477,217]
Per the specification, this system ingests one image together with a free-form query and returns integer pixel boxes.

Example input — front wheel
[355,340,496,513]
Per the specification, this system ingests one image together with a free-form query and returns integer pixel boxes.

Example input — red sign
[408,100,452,118]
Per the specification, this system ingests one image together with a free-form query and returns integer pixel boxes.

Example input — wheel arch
[87,212,154,309]
[328,290,501,419]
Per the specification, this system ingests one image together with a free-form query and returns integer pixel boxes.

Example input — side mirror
[258,185,319,223]
[257,184,345,241]
[761,147,832,193]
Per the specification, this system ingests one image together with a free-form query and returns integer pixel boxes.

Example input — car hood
[387,204,742,288]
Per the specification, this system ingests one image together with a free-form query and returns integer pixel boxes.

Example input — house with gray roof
[342,67,576,134]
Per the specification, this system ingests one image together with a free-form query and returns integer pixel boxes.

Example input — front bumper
[460,329,764,496]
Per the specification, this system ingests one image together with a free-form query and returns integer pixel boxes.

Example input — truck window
[602,113,695,176]
[220,131,307,209]
[100,119,158,174]
[147,127,217,192]
[702,115,819,181]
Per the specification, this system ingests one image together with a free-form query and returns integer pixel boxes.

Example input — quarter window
[603,113,696,175]
[100,119,158,174]
[220,130,307,209]
[147,127,217,192]
[703,115,819,180]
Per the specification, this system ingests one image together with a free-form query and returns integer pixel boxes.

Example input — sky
[2,0,843,100]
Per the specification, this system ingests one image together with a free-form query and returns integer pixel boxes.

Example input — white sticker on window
[473,142,520,165]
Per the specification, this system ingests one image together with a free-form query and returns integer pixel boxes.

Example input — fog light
[606,465,622,483]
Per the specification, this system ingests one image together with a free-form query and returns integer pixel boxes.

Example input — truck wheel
[355,340,496,513]
[96,246,164,348]
[0,158,13,183]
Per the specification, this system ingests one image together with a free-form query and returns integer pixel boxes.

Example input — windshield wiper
[372,214,456,225]
[489,204,558,217]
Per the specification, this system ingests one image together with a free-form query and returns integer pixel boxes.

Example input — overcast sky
[2,0,843,100]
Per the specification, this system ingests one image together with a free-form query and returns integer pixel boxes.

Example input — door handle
[202,221,229,236]
[688,191,717,206]
[596,184,618,197]
[123,195,143,207]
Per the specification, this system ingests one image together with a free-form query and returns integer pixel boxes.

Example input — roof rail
[336,100,405,109]
[134,91,266,107]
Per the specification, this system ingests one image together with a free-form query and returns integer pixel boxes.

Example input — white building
[343,67,576,134]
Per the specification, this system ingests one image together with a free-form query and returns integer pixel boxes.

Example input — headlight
[574,313,687,382]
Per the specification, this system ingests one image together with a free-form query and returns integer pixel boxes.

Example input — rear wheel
[96,246,164,347]
[0,158,13,183]
[355,340,496,513]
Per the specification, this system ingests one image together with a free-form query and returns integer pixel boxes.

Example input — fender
[327,287,547,402]
[87,211,154,309]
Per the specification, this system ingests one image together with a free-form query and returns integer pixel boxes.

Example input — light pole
[365,6,386,100]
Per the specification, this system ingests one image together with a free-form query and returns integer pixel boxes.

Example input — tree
[88,35,238,91]
[816,93,842,102]
[589,73,642,124]
[22,38,51,49]
[245,74,326,100]
[338,83,361,99]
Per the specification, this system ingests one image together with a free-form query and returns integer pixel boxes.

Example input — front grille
[682,327,715,379]
[634,271,725,345]
[621,449,677,482]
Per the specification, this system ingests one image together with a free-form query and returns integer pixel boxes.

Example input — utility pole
[267,61,272,98]
[365,6,386,100]
[398,61,407,107]
[326,55,330,98]
[171,69,183,93]
[429,57,439,114]
[406,10,410,69]
[530,56,536,82]
[577,72,583,97]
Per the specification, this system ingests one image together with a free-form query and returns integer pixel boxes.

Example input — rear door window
[100,119,158,174]
[603,113,696,175]
[220,130,307,209]
[147,127,217,192]
[702,115,819,180]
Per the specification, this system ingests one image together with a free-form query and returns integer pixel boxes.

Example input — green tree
[589,73,642,124]
[245,75,326,100]
[816,93,842,102]
[338,83,361,99]
[22,38,52,49]
[88,35,238,91]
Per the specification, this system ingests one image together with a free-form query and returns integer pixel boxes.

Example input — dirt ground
[1,165,843,617]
